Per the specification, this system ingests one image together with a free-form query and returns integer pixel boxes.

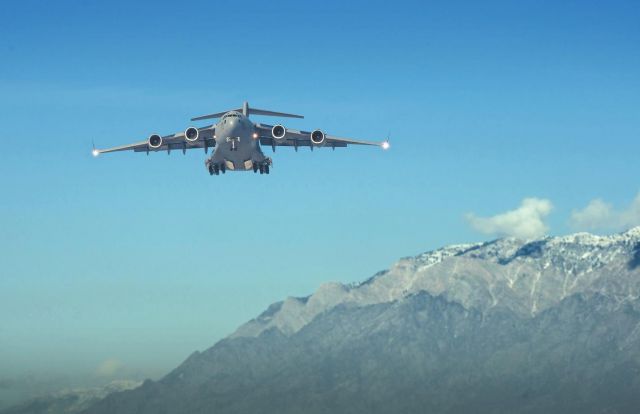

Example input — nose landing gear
[226,137,240,151]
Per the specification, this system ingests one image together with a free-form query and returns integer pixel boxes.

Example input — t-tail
[191,101,304,121]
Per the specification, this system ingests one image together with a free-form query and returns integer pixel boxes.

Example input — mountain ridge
[86,290,640,414]
[0,381,141,414]
[232,227,640,338]
[80,226,640,414]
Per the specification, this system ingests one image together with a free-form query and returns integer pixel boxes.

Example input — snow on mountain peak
[232,228,640,338]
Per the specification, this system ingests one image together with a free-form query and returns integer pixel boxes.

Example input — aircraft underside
[205,146,273,175]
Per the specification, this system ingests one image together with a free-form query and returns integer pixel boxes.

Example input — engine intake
[184,127,199,142]
[148,134,163,148]
[310,129,325,145]
[272,125,286,140]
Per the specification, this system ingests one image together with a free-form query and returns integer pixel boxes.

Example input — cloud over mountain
[571,192,640,232]
[94,359,123,378]
[466,197,553,239]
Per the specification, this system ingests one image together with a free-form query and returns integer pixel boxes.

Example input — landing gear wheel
[264,164,270,174]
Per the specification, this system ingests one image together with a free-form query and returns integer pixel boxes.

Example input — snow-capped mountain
[234,227,640,337]
[73,228,640,413]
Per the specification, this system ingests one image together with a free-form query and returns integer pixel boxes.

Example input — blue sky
[1,0,639,404]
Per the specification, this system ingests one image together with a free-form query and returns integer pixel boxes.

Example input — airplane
[93,101,389,175]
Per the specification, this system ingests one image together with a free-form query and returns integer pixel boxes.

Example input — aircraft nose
[228,119,246,131]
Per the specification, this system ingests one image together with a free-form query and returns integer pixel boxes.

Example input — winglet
[92,140,99,157]
[382,132,391,150]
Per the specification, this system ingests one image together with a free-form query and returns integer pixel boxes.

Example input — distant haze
[1,0,639,409]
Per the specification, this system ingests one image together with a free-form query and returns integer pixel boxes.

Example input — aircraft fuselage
[206,111,269,174]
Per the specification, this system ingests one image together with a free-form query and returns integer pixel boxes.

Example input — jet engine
[310,129,325,146]
[184,127,199,142]
[271,125,286,140]
[148,134,163,148]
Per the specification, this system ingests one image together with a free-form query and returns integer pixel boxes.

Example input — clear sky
[1,0,639,406]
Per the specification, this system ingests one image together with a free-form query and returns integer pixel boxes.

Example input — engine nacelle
[310,129,325,146]
[184,127,199,142]
[272,125,286,140]
[148,134,163,149]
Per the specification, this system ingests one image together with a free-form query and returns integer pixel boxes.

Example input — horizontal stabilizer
[191,110,239,121]
[247,108,304,119]
[191,102,303,121]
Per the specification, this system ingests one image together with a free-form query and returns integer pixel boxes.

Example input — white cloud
[95,358,123,377]
[570,192,640,231]
[466,198,553,239]
[569,199,613,230]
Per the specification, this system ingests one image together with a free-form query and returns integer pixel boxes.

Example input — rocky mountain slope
[82,228,640,414]
[233,227,640,338]
[0,381,141,414]
[16,229,640,413]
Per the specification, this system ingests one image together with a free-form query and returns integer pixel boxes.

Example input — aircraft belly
[204,116,272,174]
[213,134,263,171]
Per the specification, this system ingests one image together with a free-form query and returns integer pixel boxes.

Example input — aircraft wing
[94,126,216,155]
[255,124,388,150]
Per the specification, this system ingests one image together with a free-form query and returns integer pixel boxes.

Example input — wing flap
[255,124,385,149]
[95,126,215,155]
[259,137,347,148]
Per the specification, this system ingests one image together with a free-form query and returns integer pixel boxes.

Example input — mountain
[0,381,141,414]
[72,229,640,412]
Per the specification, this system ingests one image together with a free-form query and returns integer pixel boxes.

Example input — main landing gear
[205,158,272,176]
[253,158,272,175]
[206,160,226,176]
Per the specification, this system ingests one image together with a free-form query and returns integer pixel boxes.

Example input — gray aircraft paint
[205,111,270,174]
[93,101,389,175]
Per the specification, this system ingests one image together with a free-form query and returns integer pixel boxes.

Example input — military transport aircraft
[93,101,389,175]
